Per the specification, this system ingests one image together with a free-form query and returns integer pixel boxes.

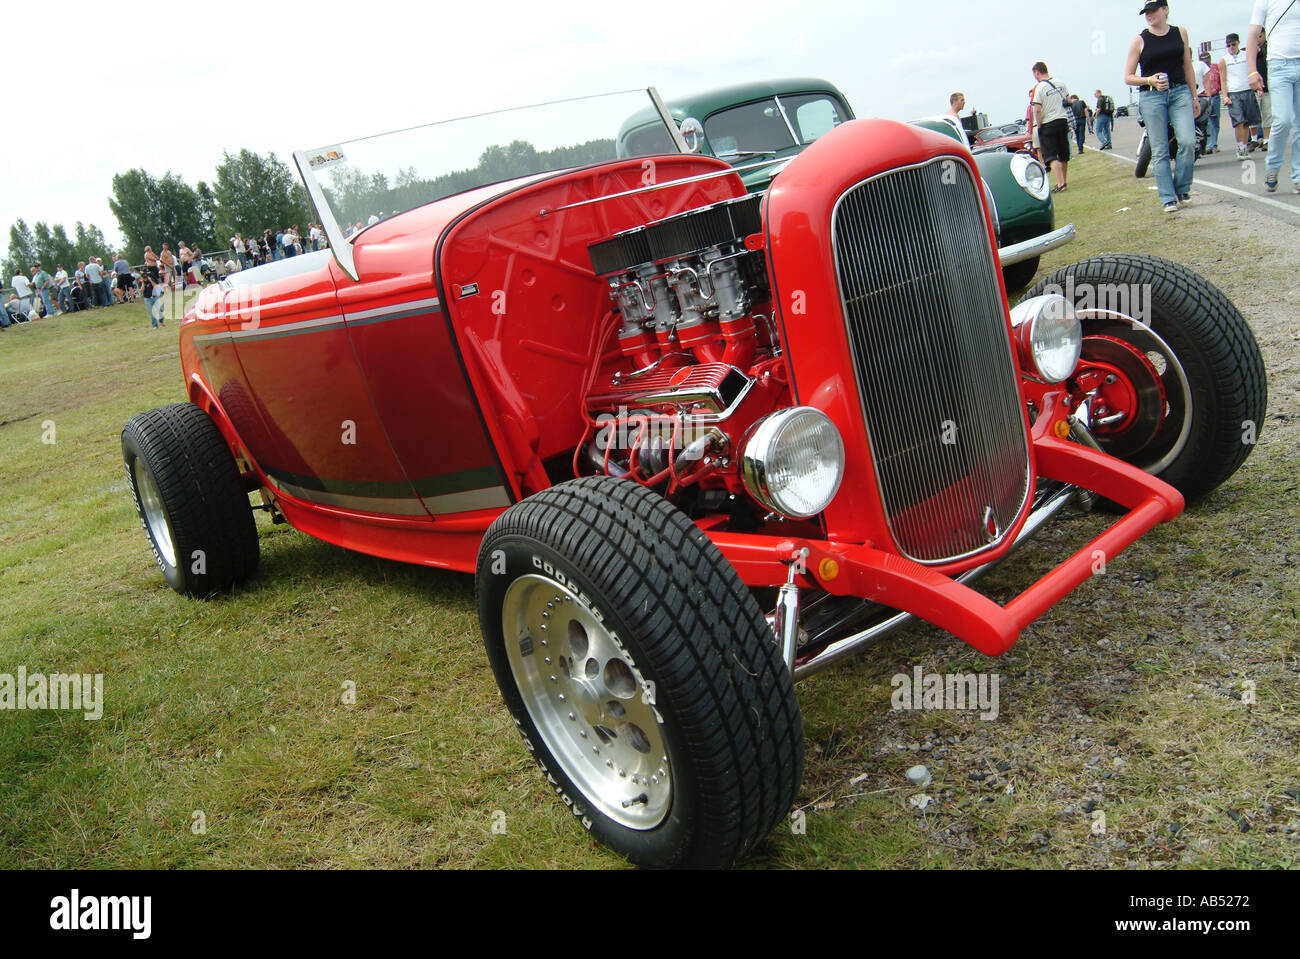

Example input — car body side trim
[267,476,430,516]
[261,462,508,517]
[192,297,444,344]
[420,486,513,514]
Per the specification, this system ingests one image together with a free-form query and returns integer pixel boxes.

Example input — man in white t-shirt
[10,271,33,315]
[1250,0,1300,192]
[53,266,72,313]
[83,258,105,307]
[1031,62,1072,190]
[1223,32,1263,159]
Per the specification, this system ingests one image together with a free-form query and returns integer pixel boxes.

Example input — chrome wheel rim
[1076,309,1194,476]
[502,574,671,830]
[133,457,177,567]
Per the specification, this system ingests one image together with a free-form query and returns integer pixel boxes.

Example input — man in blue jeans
[1094,89,1115,148]
[54,267,72,313]
[1195,51,1223,152]
[31,265,57,317]
[1251,0,1300,193]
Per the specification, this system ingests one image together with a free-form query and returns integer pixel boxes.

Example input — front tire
[1024,254,1267,505]
[122,402,259,595]
[476,477,803,868]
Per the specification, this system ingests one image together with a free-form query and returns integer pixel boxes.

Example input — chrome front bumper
[998,223,1077,267]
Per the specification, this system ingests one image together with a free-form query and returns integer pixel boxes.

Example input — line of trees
[108,150,312,265]
[3,137,616,281]
[322,138,616,228]
[4,220,112,284]
[3,149,312,280]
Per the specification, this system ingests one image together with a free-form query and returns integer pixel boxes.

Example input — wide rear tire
[122,402,259,595]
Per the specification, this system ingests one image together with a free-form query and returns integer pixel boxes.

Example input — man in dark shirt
[1094,89,1115,149]
[113,254,133,303]
[1068,95,1089,152]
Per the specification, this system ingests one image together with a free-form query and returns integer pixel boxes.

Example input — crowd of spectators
[224,224,329,273]
[2,222,330,329]
[3,256,134,327]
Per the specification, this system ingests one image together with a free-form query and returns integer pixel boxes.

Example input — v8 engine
[581,194,798,513]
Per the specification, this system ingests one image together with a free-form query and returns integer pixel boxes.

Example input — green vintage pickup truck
[619,78,1074,290]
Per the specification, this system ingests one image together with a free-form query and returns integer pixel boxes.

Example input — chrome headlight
[1010,153,1050,201]
[1009,294,1082,383]
[741,408,845,519]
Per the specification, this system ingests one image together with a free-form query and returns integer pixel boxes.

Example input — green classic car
[619,79,1075,289]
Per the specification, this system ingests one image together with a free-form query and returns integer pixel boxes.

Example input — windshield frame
[293,88,685,282]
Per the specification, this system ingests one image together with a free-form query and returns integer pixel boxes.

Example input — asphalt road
[1089,113,1300,226]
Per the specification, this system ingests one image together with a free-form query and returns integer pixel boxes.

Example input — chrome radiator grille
[831,159,1030,564]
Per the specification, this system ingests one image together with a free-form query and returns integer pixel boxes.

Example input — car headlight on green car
[1010,153,1050,202]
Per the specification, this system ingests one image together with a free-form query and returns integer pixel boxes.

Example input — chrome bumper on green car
[998,224,1077,267]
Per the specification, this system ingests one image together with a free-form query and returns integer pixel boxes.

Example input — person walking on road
[1195,51,1223,152]
[1126,0,1201,212]
[1031,62,1072,191]
[1250,0,1300,193]
[1069,94,1089,152]
[1095,89,1116,148]
[1223,31,1263,159]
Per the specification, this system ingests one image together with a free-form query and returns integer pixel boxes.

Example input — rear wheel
[1024,254,1267,504]
[122,402,259,595]
[476,476,803,867]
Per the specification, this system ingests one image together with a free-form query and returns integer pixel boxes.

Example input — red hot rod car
[123,90,1265,867]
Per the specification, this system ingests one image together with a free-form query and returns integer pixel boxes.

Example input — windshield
[702,93,848,158]
[294,90,679,278]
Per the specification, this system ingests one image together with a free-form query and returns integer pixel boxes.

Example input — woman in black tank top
[1124,1,1201,210]
[1139,26,1187,88]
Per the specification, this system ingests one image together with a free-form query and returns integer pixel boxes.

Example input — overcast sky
[0,0,1258,263]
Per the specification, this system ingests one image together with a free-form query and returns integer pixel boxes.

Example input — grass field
[1,152,1297,868]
